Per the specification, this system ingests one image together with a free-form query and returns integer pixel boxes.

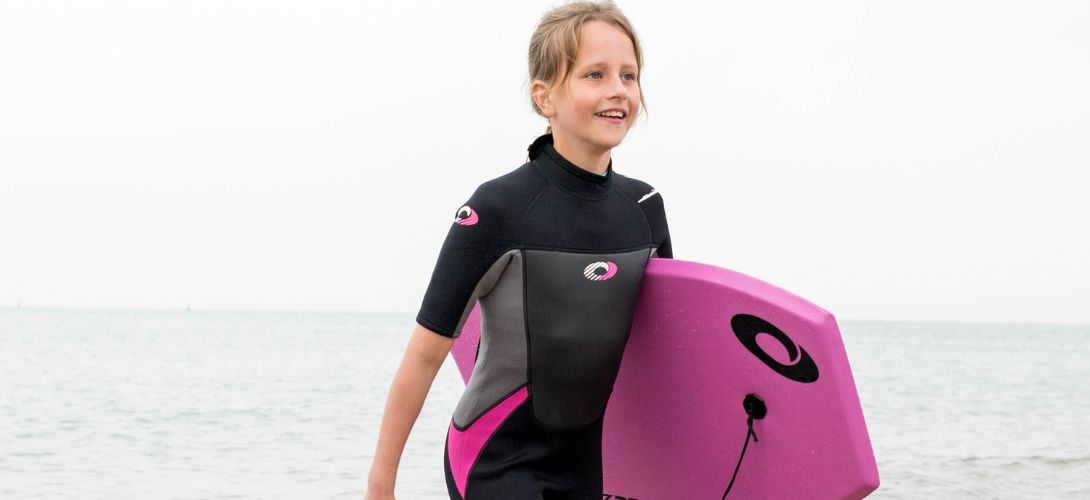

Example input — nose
[607,74,627,100]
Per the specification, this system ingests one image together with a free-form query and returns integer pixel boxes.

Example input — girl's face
[545,21,641,156]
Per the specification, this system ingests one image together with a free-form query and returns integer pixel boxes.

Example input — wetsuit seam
[517,182,550,237]
[415,313,453,338]
[520,245,534,415]
[514,179,541,410]
[474,248,520,301]
[516,181,546,407]
[530,160,611,202]
[417,247,518,336]
[501,184,545,422]
[451,383,530,431]
[520,243,654,254]
[611,183,656,246]
[460,388,532,500]
[530,409,605,432]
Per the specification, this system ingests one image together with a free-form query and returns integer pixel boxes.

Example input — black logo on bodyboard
[731,314,819,383]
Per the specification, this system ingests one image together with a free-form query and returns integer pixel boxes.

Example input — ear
[531,80,555,118]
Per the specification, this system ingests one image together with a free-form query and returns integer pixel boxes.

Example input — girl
[366,2,671,499]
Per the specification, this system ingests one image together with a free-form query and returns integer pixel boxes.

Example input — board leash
[722,393,766,499]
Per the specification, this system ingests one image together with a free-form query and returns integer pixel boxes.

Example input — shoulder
[611,171,665,209]
[459,162,548,231]
[612,171,673,256]
[478,161,546,196]
[468,161,547,208]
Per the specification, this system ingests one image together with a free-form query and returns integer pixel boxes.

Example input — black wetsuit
[416,133,672,500]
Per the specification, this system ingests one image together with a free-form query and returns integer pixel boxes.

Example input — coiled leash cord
[722,394,767,499]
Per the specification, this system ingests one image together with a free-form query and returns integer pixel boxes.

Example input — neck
[551,132,611,176]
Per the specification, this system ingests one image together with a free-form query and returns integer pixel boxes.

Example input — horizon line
[1,304,1087,328]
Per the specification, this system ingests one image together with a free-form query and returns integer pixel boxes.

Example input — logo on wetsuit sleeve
[453,205,479,226]
[583,261,618,281]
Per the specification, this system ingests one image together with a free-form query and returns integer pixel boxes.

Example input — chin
[595,128,627,141]
[590,139,622,152]
[601,132,628,149]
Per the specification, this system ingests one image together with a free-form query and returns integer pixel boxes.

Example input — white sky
[1,1,1087,324]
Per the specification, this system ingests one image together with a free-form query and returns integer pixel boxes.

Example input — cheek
[579,97,599,115]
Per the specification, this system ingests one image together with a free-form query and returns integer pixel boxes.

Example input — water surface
[1,309,1086,498]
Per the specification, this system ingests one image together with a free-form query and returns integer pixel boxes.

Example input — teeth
[596,111,624,118]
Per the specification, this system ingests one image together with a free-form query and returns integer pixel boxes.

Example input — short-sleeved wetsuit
[416,133,672,500]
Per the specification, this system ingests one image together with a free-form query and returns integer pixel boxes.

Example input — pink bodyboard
[450,258,879,499]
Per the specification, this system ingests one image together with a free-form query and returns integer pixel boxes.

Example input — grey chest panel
[452,249,527,429]
[524,247,653,429]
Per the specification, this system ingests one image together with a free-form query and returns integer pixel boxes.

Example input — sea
[1,308,1087,499]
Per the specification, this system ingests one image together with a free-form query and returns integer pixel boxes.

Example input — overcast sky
[1,1,1087,324]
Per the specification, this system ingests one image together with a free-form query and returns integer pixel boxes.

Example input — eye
[623,73,637,81]
[587,71,602,79]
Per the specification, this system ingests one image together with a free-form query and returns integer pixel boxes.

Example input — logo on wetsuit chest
[453,205,478,226]
[583,261,618,281]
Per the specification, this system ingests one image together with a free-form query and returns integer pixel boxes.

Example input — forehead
[574,20,637,67]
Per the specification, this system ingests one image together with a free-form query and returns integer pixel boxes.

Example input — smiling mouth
[595,111,626,119]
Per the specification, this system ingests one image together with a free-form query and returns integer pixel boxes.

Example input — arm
[622,177,673,259]
[656,231,673,259]
[648,190,673,259]
[365,322,454,499]
[366,182,509,498]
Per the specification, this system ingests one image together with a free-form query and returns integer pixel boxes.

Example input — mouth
[594,110,626,124]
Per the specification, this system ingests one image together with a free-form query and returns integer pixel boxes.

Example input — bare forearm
[367,324,452,493]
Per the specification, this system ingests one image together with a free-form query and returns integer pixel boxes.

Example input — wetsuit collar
[527,133,614,199]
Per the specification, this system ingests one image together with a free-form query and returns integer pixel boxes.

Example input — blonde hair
[527,1,647,133]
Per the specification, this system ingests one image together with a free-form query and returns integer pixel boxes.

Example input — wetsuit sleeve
[416,184,512,338]
[646,191,673,259]
[615,173,674,259]
[657,224,673,259]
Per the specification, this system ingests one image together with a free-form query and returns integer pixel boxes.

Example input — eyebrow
[579,61,638,71]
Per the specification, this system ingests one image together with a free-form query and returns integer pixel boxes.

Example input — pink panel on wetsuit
[446,386,529,498]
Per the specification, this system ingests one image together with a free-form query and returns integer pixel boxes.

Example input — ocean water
[1,308,1087,499]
